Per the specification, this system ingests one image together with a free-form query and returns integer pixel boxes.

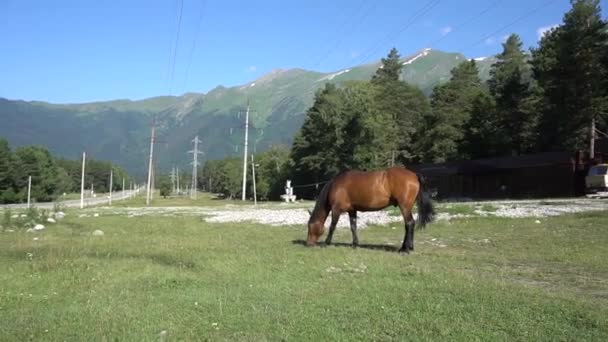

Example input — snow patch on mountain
[317,69,351,82]
[403,48,431,65]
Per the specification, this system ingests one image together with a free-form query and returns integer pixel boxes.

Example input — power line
[460,0,558,53]
[309,0,372,70]
[183,0,208,92]
[423,0,502,49]
[356,0,442,65]
[300,0,441,99]
[168,0,184,95]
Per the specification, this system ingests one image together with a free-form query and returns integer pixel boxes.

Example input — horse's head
[306,209,325,246]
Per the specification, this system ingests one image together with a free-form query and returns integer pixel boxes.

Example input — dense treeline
[180,1,608,200]
[0,138,130,204]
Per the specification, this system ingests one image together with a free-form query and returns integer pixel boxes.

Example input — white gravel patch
[204,209,401,228]
[75,198,608,227]
[479,199,608,218]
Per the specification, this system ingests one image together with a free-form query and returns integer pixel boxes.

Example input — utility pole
[109,168,113,205]
[80,152,86,209]
[251,154,257,206]
[27,175,32,209]
[241,101,250,201]
[189,136,203,199]
[146,122,155,206]
[151,166,155,200]
[590,116,596,160]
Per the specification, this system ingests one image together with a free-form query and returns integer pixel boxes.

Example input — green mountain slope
[0,49,495,178]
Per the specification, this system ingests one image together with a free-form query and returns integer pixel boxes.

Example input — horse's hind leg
[399,207,416,254]
[324,210,341,245]
[349,211,359,248]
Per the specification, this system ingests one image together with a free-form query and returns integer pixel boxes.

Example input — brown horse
[306,166,434,253]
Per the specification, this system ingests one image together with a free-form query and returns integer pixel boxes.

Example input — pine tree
[371,48,403,84]
[370,48,430,164]
[531,0,608,152]
[488,34,538,155]
[290,83,346,185]
[463,91,499,159]
[420,60,483,162]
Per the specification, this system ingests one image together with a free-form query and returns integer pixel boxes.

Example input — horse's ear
[307,209,313,217]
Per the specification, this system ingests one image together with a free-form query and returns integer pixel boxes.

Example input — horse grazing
[306,166,434,253]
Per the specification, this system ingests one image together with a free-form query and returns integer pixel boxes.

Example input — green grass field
[1,206,607,341]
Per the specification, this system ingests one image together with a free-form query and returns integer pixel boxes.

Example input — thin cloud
[537,24,558,40]
[245,65,257,73]
[484,37,496,45]
[350,50,360,59]
[439,26,452,36]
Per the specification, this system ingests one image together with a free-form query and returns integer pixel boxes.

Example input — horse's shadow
[291,239,399,252]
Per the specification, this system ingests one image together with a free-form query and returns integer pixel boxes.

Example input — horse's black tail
[416,173,435,228]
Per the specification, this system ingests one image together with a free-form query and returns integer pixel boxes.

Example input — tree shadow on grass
[291,239,399,252]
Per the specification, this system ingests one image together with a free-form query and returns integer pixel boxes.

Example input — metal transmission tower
[241,101,250,201]
[170,166,177,194]
[189,136,203,199]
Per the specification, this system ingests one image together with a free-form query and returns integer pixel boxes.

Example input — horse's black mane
[309,170,350,222]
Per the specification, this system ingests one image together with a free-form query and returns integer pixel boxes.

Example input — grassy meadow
[0,200,607,341]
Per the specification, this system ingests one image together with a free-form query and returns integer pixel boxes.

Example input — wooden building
[410,152,582,200]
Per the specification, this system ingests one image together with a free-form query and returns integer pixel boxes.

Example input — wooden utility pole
[27,176,31,209]
[176,167,180,194]
[251,154,257,206]
[80,152,86,209]
[146,122,155,206]
[241,101,250,201]
[109,168,113,205]
[590,116,596,160]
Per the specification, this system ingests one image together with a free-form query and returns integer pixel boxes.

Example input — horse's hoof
[351,243,358,249]
[398,248,410,254]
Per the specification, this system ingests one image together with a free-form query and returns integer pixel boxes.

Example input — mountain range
[0,49,495,178]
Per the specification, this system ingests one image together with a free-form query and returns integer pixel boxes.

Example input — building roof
[410,152,574,176]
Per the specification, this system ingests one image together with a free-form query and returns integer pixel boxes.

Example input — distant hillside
[0,49,495,178]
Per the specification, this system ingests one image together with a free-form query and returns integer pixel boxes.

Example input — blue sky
[1,0,606,103]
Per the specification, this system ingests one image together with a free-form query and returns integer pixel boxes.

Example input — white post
[251,155,257,206]
[80,152,86,209]
[27,175,32,209]
[146,123,155,206]
[109,168,113,205]
[241,101,250,201]
[176,168,180,194]
[122,177,125,198]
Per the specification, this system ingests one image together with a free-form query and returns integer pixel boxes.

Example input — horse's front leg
[324,210,341,245]
[349,211,359,248]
